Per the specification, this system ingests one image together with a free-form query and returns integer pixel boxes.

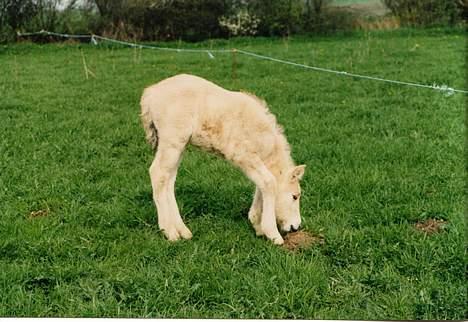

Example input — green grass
[0,30,465,319]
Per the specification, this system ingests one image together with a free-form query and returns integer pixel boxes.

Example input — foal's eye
[293,194,299,200]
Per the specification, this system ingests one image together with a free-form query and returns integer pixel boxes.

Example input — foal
[140,74,305,245]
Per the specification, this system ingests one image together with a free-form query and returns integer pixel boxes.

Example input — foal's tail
[140,90,158,151]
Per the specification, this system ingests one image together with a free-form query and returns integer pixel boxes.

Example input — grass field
[0,29,465,319]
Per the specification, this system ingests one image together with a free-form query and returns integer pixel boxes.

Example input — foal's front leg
[242,159,283,245]
[248,187,263,236]
[260,180,283,245]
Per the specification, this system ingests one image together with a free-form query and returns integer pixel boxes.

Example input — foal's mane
[240,90,293,171]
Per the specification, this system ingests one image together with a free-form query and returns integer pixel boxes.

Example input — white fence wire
[17,30,467,95]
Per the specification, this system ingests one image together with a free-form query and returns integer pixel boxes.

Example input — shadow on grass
[128,183,252,226]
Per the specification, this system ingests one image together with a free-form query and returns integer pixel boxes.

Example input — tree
[1,0,38,31]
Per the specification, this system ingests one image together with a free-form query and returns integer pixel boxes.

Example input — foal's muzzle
[281,223,300,233]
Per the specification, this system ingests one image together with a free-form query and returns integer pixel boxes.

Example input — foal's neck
[265,138,295,180]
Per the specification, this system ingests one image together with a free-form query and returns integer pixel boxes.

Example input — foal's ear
[290,165,306,181]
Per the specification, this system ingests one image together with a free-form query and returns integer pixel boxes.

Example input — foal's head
[276,165,306,233]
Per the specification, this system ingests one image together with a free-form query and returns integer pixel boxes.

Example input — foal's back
[141,74,281,162]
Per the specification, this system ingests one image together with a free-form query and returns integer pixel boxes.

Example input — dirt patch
[414,219,447,234]
[28,208,50,219]
[283,230,324,251]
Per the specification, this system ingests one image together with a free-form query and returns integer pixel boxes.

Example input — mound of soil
[283,230,324,251]
[415,219,447,234]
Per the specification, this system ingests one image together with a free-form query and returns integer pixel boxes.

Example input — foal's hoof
[162,225,192,241]
[265,234,284,245]
[178,225,193,240]
[163,228,181,241]
[253,224,264,236]
[272,236,284,245]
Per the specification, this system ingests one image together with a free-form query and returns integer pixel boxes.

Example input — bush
[302,0,358,34]
[0,0,96,43]
[157,0,228,41]
[10,0,463,44]
[247,0,303,36]
[252,0,354,36]
[89,0,348,40]
[0,0,37,42]
[219,0,260,37]
[303,0,333,33]
[383,0,462,27]
[88,0,229,41]
[58,8,98,35]
[458,0,468,21]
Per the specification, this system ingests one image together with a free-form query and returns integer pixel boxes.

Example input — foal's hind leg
[150,140,191,241]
